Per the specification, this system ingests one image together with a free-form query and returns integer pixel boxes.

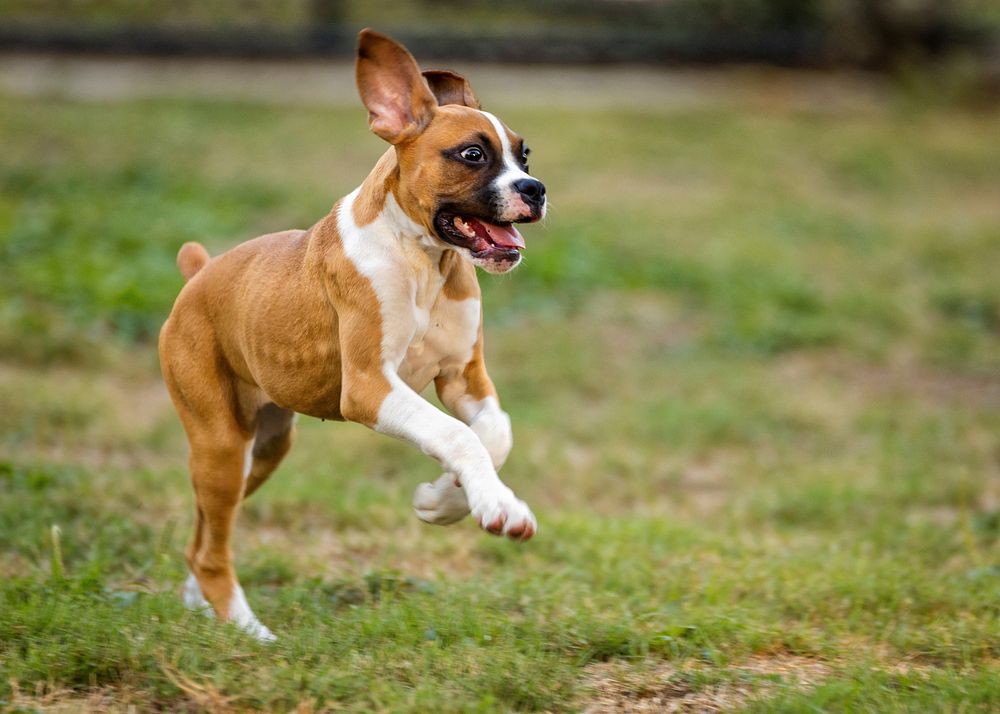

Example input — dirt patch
[776,352,1000,410]
[2,681,155,713]
[580,654,832,713]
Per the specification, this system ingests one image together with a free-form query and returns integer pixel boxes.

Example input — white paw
[413,473,471,525]
[468,485,537,540]
[182,573,276,643]
[183,572,211,612]
[229,583,277,643]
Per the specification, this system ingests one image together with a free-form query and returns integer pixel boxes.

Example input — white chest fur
[338,188,481,393]
[398,293,480,391]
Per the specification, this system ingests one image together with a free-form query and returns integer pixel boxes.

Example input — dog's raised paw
[413,474,471,525]
[471,489,537,541]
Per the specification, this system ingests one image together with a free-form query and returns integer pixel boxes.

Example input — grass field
[1,78,1000,712]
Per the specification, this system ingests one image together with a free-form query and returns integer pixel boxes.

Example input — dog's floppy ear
[356,29,438,144]
[422,70,481,110]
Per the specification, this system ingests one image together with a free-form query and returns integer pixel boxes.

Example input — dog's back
[161,228,353,416]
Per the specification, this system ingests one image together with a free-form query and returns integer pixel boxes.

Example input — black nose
[513,178,546,207]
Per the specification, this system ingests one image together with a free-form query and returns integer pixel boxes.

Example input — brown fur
[177,241,209,282]
[422,69,481,110]
[352,149,398,227]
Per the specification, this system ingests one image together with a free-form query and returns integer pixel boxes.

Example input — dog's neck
[350,148,446,263]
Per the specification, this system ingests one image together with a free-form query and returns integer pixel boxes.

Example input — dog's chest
[396,279,480,391]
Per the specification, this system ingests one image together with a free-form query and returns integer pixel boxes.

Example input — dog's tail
[177,242,210,282]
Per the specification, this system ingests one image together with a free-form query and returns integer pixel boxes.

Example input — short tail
[177,242,210,282]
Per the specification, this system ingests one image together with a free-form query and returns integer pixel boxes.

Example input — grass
[1,82,999,711]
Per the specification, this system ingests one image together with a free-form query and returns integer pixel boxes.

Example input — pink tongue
[472,219,525,250]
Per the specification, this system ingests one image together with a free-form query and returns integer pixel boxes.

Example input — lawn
[1,81,999,712]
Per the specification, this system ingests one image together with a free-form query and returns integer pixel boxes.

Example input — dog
[158,29,546,641]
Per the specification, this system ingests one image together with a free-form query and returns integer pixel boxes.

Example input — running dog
[159,29,546,640]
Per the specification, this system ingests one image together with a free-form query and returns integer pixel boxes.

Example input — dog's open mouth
[435,213,525,260]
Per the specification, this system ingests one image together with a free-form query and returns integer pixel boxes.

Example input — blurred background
[2,0,999,352]
[2,1,1000,711]
[1,0,999,70]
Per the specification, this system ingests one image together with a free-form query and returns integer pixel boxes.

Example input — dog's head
[356,29,546,274]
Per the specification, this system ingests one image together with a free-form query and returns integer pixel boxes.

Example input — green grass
[1,87,999,711]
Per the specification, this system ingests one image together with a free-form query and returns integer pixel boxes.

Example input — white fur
[480,110,547,223]
[183,571,211,611]
[242,439,255,481]
[481,110,531,184]
[458,396,513,470]
[228,583,276,642]
[469,250,522,275]
[412,397,512,525]
[413,472,471,525]
[183,572,275,643]
[337,189,536,537]
[398,295,480,391]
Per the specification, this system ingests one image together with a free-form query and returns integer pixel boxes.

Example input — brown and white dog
[158,29,546,640]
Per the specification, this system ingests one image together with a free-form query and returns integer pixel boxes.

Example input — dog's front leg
[411,368,514,525]
[340,360,534,540]
[344,374,534,539]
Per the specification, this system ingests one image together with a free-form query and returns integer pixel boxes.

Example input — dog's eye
[521,146,530,163]
[459,146,486,162]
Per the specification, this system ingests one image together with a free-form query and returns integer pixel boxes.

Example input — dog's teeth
[453,217,476,238]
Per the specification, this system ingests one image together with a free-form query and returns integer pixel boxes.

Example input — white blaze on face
[479,110,546,222]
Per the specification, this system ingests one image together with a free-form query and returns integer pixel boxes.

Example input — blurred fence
[0,0,998,67]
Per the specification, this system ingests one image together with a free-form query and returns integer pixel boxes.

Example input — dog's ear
[356,29,438,144]
[422,70,481,110]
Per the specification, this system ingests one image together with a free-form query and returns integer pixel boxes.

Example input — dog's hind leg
[161,332,275,641]
[184,403,292,621]
[243,403,296,499]
[185,427,275,642]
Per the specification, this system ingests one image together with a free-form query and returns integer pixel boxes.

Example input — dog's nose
[513,178,546,207]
